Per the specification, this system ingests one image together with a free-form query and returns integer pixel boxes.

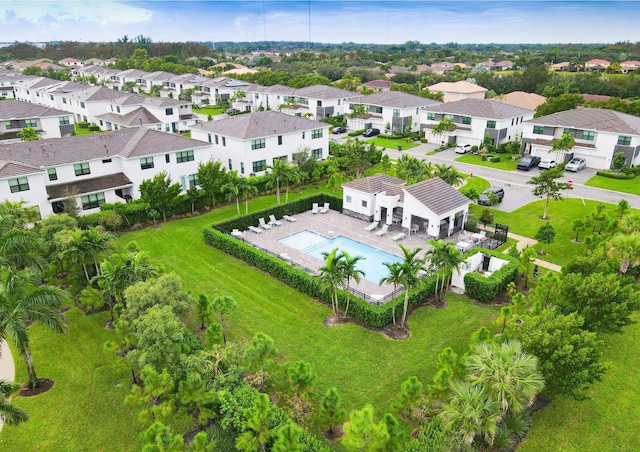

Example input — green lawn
[1,309,142,451]
[367,137,420,151]
[455,153,519,171]
[471,198,621,267]
[520,313,640,452]
[193,106,226,116]
[73,124,101,136]
[585,174,640,195]
[461,174,491,193]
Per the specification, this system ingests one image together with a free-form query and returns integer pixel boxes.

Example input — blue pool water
[278,230,402,283]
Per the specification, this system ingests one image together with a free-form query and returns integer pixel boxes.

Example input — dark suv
[477,187,505,206]
[362,128,381,137]
[517,155,541,171]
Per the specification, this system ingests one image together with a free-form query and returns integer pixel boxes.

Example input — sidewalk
[0,340,16,433]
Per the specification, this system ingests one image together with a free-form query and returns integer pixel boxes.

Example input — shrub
[595,170,634,180]
[348,129,366,137]
[471,145,479,152]
[420,137,429,143]
[77,122,89,129]
[88,124,100,131]
[463,249,519,303]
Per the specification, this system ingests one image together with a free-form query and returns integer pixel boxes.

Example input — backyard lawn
[366,136,420,151]
[585,174,640,195]
[455,153,519,171]
[193,106,227,116]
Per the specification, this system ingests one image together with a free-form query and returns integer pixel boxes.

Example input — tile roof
[293,85,359,100]
[403,177,470,216]
[495,92,546,111]
[342,174,405,193]
[189,111,329,139]
[424,98,534,118]
[428,81,488,94]
[354,91,441,109]
[46,172,133,200]
[526,108,640,135]
[0,100,71,120]
[0,128,209,169]
[95,107,161,127]
[0,160,43,179]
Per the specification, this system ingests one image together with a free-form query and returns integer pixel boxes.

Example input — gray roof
[46,172,133,200]
[526,108,640,135]
[424,98,533,119]
[190,111,329,139]
[0,128,209,170]
[258,84,296,94]
[355,91,442,109]
[0,160,43,178]
[293,85,359,100]
[95,107,161,127]
[65,86,186,107]
[403,177,470,216]
[342,174,406,193]
[67,86,125,102]
[0,100,71,120]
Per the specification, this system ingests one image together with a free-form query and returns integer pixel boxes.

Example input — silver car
[565,158,587,172]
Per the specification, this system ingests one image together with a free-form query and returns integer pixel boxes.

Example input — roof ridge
[121,128,149,157]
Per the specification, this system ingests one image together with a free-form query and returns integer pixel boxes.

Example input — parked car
[362,128,380,137]
[517,155,542,171]
[477,187,505,206]
[329,137,346,145]
[538,159,557,170]
[332,126,347,134]
[565,157,587,172]
[455,143,472,154]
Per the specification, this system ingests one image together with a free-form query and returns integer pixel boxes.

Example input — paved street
[382,143,640,212]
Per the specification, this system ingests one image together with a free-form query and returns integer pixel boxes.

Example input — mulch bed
[20,378,54,396]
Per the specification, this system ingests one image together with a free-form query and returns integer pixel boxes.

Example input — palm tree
[222,174,242,215]
[397,245,427,328]
[551,133,575,163]
[318,248,345,318]
[437,242,465,301]
[340,251,365,319]
[266,159,290,205]
[380,262,403,326]
[426,239,448,304]
[434,164,465,186]
[0,268,69,389]
[80,227,114,277]
[64,229,92,283]
[0,203,44,271]
[0,379,29,426]
[283,166,300,204]
[431,117,455,145]
[608,233,640,274]
[239,178,259,215]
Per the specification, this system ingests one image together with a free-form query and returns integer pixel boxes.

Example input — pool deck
[241,209,431,298]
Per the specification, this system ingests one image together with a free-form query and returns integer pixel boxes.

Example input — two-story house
[0,100,75,141]
[188,110,329,176]
[421,98,534,147]
[276,85,360,121]
[428,81,487,103]
[345,91,441,133]
[522,108,640,169]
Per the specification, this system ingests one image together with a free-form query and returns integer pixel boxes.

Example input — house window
[215,135,219,144]
[251,138,266,150]
[241,162,245,174]
[312,129,323,139]
[228,159,233,171]
[302,131,305,139]
[165,124,170,132]
[563,128,574,135]
[222,137,226,146]
[486,120,496,129]
[462,116,472,125]
[511,118,514,126]
[581,130,595,141]
[165,154,170,163]
[618,136,632,146]
[393,109,400,117]
[346,195,352,203]
[533,125,545,135]
[361,200,368,208]
[49,94,54,100]
[81,192,105,210]
[4,120,12,129]
[102,158,112,164]
[176,150,194,163]
[62,98,67,104]
[9,177,29,193]
[24,119,37,127]
[252,160,267,172]
[47,168,58,181]
[311,148,323,159]
[74,162,90,176]
[427,112,436,121]
[59,116,70,125]
[278,135,283,145]
[317,100,322,106]
[165,108,174,115]
[116,106,121,113]
[140,157,154,170]
[156,124,161,130]
[80,102,85,108]
[208,134,211,143]
[188,174,198,188]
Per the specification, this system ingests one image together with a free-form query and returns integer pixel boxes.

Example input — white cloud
[0,1,153,25]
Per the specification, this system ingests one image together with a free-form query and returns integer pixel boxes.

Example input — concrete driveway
[383,144,640,212]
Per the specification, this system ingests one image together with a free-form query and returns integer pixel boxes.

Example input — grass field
[193,106,226,116]
[455,153,519,171]
[585,174,640,195]
[366,137,420,151]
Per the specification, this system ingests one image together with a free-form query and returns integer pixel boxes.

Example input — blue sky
[0,1,638,44]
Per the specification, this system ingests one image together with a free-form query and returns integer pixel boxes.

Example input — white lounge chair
[231,229,243,238]
[268,214,282,226]
[390,232,406,241]
[311,203,319,214]
[320,202,330,214]
[248,226,263,234]
[258,218,272,230]
[283,215,297,222]
[375,224,389,237]
[364,221,379,232]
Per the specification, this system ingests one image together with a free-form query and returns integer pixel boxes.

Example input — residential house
[621,61,640,73]
[345,91,441,133]
[428,81,487,103]
[276,85,360,121]
[549,61,574,72]
[0,100,75,141]
[188,110,329,176]
[0,128,212,218]
[83,58,108,67]
[493,60,514,71]
[495,91,546,111]
[522,108,640,169]
[362,80,395,91]
[421,98,534,147]
[584,59,611,72]
[342,174,470,238]
[191,77,255,106]
[59,58,83,67]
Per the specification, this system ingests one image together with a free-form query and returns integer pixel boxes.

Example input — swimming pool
[278,230,402,283]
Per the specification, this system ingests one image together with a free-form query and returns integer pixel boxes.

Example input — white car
[538,159,557,170]
[565,158,587,172]
[455,144,472,154]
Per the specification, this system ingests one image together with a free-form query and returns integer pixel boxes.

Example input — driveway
[383,144,640,212]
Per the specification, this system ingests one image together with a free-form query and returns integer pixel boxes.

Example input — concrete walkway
[0,339,16,433]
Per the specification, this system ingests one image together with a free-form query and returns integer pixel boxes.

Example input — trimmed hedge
[595,170,635,180]
[463,248,519,303]
[348,129,366,137]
